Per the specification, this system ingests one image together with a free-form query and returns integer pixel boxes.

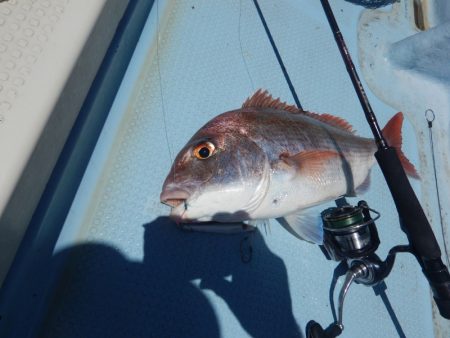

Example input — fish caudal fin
[382,112,419,179]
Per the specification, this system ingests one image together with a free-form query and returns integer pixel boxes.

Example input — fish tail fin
[382,112,420,179]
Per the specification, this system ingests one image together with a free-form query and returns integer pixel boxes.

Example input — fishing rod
[305,1,450,337]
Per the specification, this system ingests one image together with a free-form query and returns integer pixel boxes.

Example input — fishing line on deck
[238,0,255,92]
[156,0,174,169]
[425,109,450,268]
[251,0,303,109]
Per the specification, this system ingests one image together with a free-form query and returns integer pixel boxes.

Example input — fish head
[160,116,269,223]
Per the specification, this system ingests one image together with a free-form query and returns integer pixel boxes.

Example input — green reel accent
[322,206,364,229]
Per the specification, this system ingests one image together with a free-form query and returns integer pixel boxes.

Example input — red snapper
[160,90,418,243]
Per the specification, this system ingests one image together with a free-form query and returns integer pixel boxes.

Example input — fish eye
[193,141,216,160]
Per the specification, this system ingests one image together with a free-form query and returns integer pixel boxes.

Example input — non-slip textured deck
[36,1,437,337]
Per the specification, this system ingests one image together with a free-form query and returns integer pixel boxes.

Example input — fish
[160,89,418,243]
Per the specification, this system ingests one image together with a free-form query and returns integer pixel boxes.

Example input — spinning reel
[306,200,412,338]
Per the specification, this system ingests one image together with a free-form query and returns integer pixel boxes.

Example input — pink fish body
[160,90,417,242]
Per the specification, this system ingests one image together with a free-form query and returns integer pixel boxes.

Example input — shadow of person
[198,238,303,337]
[145,217,302,338]
[39,216,302,338]
[40,224,220,337]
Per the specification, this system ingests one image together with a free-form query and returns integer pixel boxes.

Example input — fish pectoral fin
[245,219,269,227]
[280,150,341,178]
[277,210,323,244]
[245,219,271,234]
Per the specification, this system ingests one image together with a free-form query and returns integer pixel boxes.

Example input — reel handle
[306,321,342,338]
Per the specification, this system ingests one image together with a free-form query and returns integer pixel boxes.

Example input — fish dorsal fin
[242,89,355,133]
[242,89,299,113]
[317,114,355,133]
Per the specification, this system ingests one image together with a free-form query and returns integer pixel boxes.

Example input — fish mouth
[162,198,186,208]
[160,189,190,208]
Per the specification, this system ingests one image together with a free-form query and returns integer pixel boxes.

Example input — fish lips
[160,188,190,209]
[160,188,194,223]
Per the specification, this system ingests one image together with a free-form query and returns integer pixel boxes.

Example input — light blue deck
[1,1,440,337]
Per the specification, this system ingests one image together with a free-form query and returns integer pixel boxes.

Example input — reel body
[307,200,403,338]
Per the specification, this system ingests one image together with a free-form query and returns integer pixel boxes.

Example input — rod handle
[375,147,441,258]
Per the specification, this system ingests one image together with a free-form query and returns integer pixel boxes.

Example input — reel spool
[321,201,380,261]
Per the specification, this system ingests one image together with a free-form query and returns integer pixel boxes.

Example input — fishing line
[238,0,255,92]
[251,0,303,109]
[425,109,450,268]
[156,0,174,169]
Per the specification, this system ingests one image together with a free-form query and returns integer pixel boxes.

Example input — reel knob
[306,321,342,338]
